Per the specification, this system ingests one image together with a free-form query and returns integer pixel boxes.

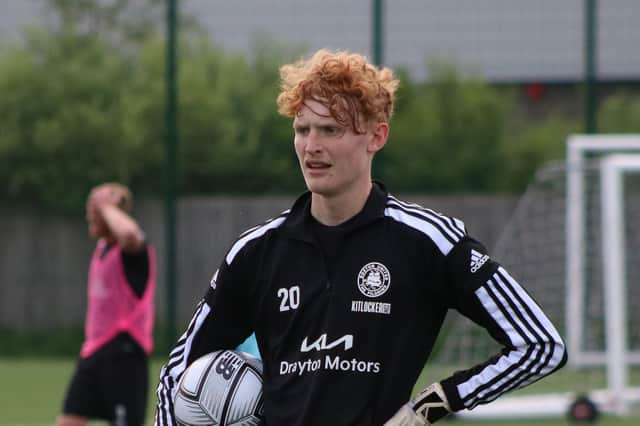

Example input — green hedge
[0,326,84,357]
[0,324,178,358]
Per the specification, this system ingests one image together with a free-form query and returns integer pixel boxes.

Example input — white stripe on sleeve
[456,267,565,409]
[155,302,212,426]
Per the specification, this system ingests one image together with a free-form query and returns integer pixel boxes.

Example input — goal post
[566,136,640,416]
[600,153,640,415]
[566,135,640,369]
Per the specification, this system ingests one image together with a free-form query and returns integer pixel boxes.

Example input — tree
[0,30,132,211]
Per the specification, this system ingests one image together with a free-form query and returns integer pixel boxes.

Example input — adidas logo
[470,249,489,273]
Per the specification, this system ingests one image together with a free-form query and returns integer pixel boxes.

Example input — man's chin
[88,226,107,240]
[305,176,335,195]
[306,183,332,196]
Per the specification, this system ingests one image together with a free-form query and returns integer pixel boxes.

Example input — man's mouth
[306,160,330,169]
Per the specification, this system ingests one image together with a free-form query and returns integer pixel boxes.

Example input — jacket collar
[281,181,388,242]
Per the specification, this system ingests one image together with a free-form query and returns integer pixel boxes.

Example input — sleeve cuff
[440,377,466,412]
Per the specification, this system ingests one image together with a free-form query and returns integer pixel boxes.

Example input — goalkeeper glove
[384,382,452,426]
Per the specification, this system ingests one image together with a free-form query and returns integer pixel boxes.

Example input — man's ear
[368,122,389,153]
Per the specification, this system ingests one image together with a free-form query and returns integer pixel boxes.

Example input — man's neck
[310,181,372,226]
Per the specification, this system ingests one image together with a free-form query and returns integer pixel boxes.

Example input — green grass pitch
[0,357,638,425]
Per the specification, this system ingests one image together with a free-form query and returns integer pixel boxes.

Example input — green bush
[379,65,509,192]
[502,117,580,191]
[600,91,640,133]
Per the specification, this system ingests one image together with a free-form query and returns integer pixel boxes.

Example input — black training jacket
[156,182,567,426]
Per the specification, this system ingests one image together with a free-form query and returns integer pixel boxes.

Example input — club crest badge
[357,262,391,298]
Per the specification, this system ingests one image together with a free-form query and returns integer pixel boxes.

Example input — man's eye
[294,127,310,136]
[321,126,343,137]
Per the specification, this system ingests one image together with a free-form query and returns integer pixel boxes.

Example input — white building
[1,0,639,83]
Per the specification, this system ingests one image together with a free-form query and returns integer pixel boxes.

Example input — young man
[58,183,156,426]
[155,49,567,426]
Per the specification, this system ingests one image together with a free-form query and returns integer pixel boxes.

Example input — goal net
[422,134,640,419]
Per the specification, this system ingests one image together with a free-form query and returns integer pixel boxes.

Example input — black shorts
[62,334,149,425]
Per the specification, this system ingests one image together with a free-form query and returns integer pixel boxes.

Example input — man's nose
[305,130,323,152]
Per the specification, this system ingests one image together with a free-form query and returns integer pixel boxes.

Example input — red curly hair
[277,49,399,134]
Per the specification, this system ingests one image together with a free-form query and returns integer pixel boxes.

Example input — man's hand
[384,382,451,426]
[86,183,145,251]
[88,184,126,212]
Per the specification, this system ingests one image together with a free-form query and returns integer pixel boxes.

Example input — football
[174,350,264,426]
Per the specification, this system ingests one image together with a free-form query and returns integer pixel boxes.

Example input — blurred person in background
[58,183,155,426]
[155,49,566,426]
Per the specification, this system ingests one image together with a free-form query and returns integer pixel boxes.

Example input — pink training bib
[80,239,155,358]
